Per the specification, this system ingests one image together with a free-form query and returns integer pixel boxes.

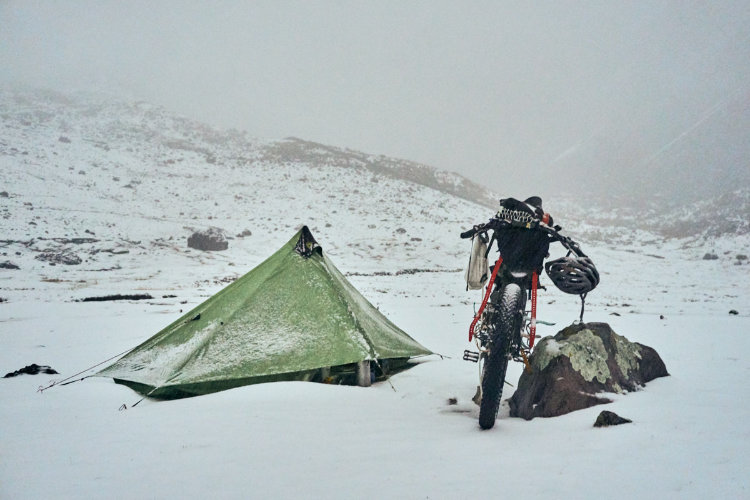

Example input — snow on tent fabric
[96,226,432,399]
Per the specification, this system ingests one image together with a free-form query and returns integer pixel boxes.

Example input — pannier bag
[464,234,489,290]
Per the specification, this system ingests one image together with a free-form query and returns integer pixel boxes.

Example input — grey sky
[2,1,749,201]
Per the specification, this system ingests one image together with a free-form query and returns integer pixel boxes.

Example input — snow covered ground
[2,89,749,498]
[2,263,748,499]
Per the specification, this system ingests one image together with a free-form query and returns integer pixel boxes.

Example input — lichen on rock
[613,330,642,378]
[530,338,560,372]
[534,328,610,384]
[559,328,611,384]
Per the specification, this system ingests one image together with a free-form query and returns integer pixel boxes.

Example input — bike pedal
[463,350,480,363]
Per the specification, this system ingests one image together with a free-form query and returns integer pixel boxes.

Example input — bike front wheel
[478,283,523,430]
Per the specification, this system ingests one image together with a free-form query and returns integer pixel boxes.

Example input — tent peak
[295,225,321,258]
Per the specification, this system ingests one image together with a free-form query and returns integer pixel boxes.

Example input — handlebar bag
[495,227,549,272]
[495,198,550,271]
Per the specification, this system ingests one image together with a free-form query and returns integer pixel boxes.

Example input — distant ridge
[262,137,497,209]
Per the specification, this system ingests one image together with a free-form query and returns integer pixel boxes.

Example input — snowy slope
[1,88,749,499]
[0,87,494,302]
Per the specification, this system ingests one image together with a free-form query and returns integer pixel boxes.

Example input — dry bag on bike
[464,234,489,290]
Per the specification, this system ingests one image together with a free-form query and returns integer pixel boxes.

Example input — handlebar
[459,219,501,240]
[460,217,587,257]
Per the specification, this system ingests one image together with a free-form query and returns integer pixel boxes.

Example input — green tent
[97,226,432,399]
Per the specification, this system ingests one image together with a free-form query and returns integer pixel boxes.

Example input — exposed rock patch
[509,322,668,420]
[4,364,59,378]
[35,252,82,265]
[77,294,154,302]
[187,227,228,251]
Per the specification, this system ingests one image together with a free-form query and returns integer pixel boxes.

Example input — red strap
[529,271,538,349]
[469,256,503,341]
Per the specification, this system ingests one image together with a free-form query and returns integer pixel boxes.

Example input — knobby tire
[478,283,523,430]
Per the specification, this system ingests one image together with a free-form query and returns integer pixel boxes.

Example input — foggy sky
[2,1,749,202]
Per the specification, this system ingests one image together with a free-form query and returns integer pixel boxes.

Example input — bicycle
[460,200,599,429]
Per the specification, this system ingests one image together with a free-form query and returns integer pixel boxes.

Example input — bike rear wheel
[478,283,523,430]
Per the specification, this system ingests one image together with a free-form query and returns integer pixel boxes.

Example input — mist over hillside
[1,86,747,251]
[545,88,750,207]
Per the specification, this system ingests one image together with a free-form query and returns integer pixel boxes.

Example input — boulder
[594,410,632,427]
[187,227,228,251]
[509,322,668,420]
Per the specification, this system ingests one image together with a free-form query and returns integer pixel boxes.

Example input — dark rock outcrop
[78,294,154,302]
[594,410,632,427]
[35,252,82,265]
[4,364,59,378]
[0,261,20,270]
[187,227,228,251]
[509,322,668,420]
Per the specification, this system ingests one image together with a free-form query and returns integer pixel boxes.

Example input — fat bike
[460,208,599,430]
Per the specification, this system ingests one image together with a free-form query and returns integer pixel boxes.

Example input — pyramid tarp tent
[97,226,432,399]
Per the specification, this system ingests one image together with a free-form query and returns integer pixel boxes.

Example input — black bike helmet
[545,256,600,295]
